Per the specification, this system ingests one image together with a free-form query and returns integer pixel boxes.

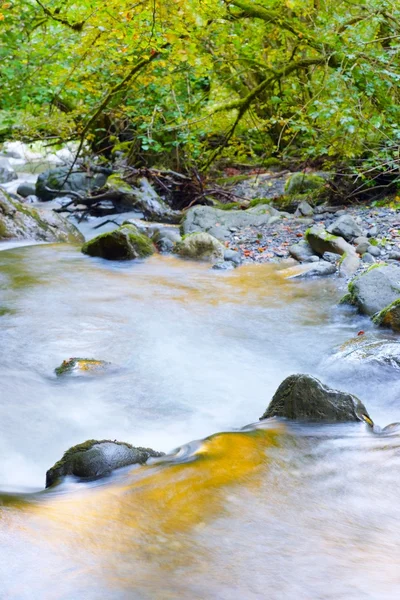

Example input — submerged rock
[345,264,400,316]
[55,358,110,376]
[182,205,280,241]
[0,189,83,243]
[46,440,164,487]
[81,225,155,261]
[36,167,107,201]
[260,374,372,424]
[330,335,400,369]
[174,232,225,262]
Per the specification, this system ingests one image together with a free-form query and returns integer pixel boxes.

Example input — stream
[1,145,400,599]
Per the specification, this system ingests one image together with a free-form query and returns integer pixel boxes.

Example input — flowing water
[1,147,400,598]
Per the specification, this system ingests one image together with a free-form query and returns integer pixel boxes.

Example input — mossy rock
[0,189,83,243]
[46,439,165,487]
[36,167,107,201]
[260,374,372,425]
[373,299,400,332]
[55,357,110,376]
[175,232,225,262]
[81,225,155,261]
[285,172,326,195]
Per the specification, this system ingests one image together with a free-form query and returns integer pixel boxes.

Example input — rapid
[1,145,400,599]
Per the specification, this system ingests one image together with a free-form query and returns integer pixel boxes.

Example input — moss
[0,217,11,239]
[285,172,325,195]
[248,197,272,208]
[82,226,154,260]
[215,174,251,186]
[339,293,354,305]
[106,173,133,194]
[213,201,241,211]
[373,299,400,331]
[48,439,138,475]
[55,357,109,376]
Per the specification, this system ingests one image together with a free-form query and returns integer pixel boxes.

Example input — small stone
[362,252,375,264]
[368,246,381,257]
[367,226,378,237]
[322,251,340,264]
[356,241,370,255]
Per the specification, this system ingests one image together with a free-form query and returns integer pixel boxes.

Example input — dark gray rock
[17,182,36,198]
[0,157,18,183]
[306,225,354,256]
[367,226,378,237]
[36,167,107,201]
[327,214,363,241]
[0,189,83,243]
[127,177,181,224]
[260,374,372,424]
[224,248,242,266]
[388,251,400,261]
[347,264,400,316]
[322,251,340,264]
[46,440,164,487]
[295,200,314,217]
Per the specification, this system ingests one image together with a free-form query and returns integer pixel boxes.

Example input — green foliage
[1,0,400,173]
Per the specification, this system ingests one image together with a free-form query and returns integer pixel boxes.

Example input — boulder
[46,440,164,487]
[17,182,36,198]
[182,205,279,241]
[346,264,400,316]
[327,214,363,241]
[306,225,354,256]
[36,167,108,201]
[260,374,372,424]
[174,232,225,262]
[0,157,18,183]
[289,240,318,263]
[81,225,155,261]
[0,189,83,243]
[55,358,110,376]
[129,177,181,224]
[330,335,400,369]
[284,172,325,195]
[373,300,400,332]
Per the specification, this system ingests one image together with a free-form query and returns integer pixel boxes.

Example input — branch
[34,0,85,31]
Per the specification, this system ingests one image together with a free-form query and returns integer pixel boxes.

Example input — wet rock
[175,232,225,262]
[36,167,107,201]
[346,264,400,316]
[286,260,336,279]
[16,182,36,198]
[289,240,316,263]
[284,172,325,195]
[327,215,363,241]
[260,374,372,424]
[46,440,164,487]
[223,248,242,266]
[331,335,400,369]
[55,358,110,376]
[151,227,182,252]
[0,157,18,183]
[373,300,400,332]
[182,205,279,241]
[0,189,83,243]
[81,225,155,261]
